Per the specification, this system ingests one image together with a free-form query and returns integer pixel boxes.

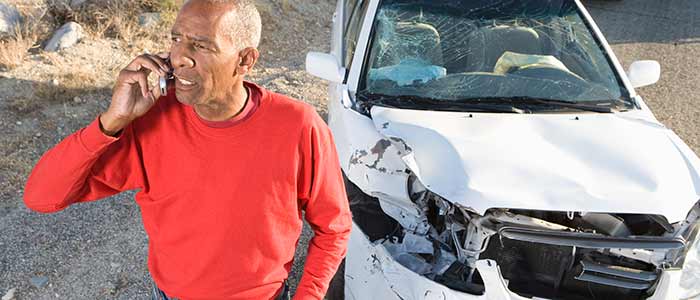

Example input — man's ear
[235,47,260,76]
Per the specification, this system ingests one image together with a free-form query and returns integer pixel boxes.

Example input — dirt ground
[0,0,699,299]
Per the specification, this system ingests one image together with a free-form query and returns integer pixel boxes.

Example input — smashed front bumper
[343,175,700,300]
[346,223,685,300]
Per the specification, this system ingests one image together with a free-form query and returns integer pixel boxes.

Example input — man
[23,0,352,299]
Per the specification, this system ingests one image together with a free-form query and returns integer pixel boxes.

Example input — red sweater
[23,82,352,300]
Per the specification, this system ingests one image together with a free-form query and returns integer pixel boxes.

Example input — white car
[306,0,700,299]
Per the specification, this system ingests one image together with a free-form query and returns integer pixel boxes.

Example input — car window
[344,0,370,67]
[359,0,631,108]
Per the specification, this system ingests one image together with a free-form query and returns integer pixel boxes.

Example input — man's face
[169,1,240,106]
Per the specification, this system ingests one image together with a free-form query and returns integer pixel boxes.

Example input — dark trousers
[150,279,290,300]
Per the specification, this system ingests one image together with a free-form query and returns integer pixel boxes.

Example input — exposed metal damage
[347,170,700,299]
[349,139,406,175]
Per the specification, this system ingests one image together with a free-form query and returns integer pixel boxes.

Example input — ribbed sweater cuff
[78,115,121,154]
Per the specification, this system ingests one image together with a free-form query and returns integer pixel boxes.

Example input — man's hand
[100,53,171,136]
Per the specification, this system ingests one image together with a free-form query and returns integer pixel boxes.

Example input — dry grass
[0,33,35,70]
[0,9,48,70]
[39,51,66,68]
[29,0,181,58]
[46,0,181,41]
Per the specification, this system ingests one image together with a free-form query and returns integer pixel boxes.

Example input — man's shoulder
[259,86,321,126]
[265,89,314,112]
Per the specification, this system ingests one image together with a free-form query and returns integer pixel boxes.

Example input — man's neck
[193,83,249,122]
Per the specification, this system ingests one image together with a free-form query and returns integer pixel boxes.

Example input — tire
[325,258,345,300]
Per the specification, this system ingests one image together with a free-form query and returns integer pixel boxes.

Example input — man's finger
[125,55,166,76]
[149,77,163,100]
[146,54,171,73]
[128,70,150,99]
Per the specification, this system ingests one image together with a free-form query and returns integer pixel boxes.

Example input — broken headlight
[668,200,700,268]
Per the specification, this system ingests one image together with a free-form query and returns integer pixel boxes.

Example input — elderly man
[23,0,351,299]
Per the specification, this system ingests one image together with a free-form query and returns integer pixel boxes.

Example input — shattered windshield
[359,0,631,111]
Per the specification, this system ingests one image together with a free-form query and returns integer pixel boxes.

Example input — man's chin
[174,91,197,106]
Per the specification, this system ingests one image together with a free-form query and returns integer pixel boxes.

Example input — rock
[30,276,49,288]
[44,22,85,52]
[51,79,59,86]
[109,262,121,268]
[70,0,88,8]
[0,3,21,35]
[73,96,82,103]
[138,13,160,28]
[15,121,21,125]
[1,288,16,300]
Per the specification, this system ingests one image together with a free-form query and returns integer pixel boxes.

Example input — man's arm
[295,111,352,300]
[23,116,144,213]
[24,53,170,213]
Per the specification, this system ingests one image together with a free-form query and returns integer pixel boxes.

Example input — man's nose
[170,49,195,69]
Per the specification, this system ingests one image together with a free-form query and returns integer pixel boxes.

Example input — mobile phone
[159,58,174,96]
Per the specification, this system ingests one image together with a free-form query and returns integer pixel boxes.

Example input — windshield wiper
[456,97,619,113]
[357,92,527,114]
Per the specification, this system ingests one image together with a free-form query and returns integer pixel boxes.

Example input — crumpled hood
[371,106,700,223]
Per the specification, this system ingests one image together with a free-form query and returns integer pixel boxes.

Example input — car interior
[364,3,618,100]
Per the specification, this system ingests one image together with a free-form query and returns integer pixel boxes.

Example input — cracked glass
[360,0,630,107]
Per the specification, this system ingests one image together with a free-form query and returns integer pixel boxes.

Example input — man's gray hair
[197,0,262,50]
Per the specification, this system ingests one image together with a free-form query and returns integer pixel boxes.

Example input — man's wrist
[98,113,128,137]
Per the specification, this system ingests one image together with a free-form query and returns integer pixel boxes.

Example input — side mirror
[306,52,344,83]
[627,60,660,88]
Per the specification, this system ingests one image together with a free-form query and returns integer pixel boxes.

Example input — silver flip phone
[159,58,174,96]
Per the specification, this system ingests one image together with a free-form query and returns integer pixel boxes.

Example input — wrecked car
[306,0,700,299]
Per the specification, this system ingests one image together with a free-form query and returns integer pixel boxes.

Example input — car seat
[463,25,544,72]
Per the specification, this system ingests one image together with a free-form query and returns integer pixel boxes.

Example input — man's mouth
[177,77,196,86]
[174,75,197,90]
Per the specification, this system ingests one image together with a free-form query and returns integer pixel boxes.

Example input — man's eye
[194,43,207,50]
[171,37,181,43]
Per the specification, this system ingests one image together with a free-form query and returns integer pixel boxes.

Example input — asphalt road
[1,1,698,299]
